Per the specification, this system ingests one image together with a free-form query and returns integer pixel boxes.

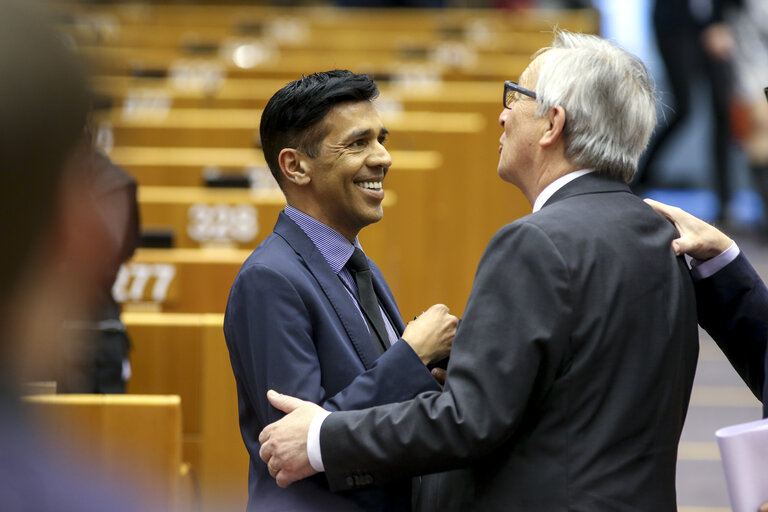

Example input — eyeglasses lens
[505,87,515,108]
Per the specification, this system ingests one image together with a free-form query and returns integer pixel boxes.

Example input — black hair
[259,70,379,186]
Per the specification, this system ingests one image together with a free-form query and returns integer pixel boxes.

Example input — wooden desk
[91,75,502,112]
[123,312,246,512]
[115,247,249,313]
[23,394,186,511]
[57,4,598,35]
[109,139,525,320]
[81,43,533,82]
[64,21,557,56]
[109,146,441,187]
[99,108,486,149]
[117,189,397,314]
[136,186,397,251]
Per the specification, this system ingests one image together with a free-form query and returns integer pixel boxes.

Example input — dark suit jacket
[695,252,767,417]
[319,173,700,511]
[224,212,440,511]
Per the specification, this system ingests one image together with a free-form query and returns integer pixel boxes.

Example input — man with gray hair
[258,31,699,511]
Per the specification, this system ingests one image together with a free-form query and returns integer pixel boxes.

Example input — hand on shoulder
[644,199,732,260]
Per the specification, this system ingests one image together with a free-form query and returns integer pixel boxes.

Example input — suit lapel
[543,172,631,209]
[273,212,381,369]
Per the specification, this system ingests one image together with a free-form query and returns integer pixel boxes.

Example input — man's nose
[369,141,392,170]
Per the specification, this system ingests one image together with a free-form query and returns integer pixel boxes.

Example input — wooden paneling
[124,312,247,512]
[23,394,185,510]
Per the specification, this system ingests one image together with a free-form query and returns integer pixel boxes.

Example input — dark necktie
[347,247,389,355]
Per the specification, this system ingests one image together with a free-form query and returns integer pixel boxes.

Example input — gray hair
[533,31,657,182]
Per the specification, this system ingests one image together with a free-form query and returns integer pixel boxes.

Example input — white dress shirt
[532,169,594,212]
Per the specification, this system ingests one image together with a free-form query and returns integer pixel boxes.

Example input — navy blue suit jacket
[224,212,440,511]
[695,253,768,418]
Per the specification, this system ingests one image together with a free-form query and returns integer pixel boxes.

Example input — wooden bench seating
[92,77,507,126]
[103,110,490,307]
[123,311,247,512]
[56,4,599,35]
[23,394,189,511]
[103,98,525,317]
[65,21,558,56]
[99,108,486,149]
[114,143,521,319]
[108,146,442,187]
[63,3,597,81]
[116,192,397,313]
[136,186,397,251]
[80,44,533,82]
[115,247,249,313]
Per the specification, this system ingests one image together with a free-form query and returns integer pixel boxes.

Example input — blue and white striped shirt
[284,205,399,346]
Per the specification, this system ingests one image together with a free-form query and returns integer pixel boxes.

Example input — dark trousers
[60,299,130,394]
[636,27,733,219]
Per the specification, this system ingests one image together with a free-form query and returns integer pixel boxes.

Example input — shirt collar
[284,205,360,274]
[532,169,594,213]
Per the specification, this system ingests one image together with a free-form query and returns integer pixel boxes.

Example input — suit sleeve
[224,263,439,428]
[695,252,767,410]
[320,221,574,490]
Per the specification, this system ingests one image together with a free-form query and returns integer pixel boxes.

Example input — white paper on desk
[716,418,768,512]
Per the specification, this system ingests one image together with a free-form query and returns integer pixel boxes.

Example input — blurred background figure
[633,0,740,223]
[0,0,144,509]
[729,0,768,235]
[53,147,139,394]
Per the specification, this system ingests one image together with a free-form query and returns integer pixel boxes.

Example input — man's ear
[278,148,311,186]
[539,105,566,147]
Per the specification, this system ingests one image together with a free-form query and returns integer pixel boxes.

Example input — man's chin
[360,209,385,229]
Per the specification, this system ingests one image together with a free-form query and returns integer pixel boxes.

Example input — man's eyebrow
[343,126,389,141]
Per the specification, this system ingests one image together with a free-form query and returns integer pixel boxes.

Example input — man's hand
[431,367,447,386]
[701,23,735,61]
[402,304,458,365]
[259,390,322,487]
[644,198,732,260]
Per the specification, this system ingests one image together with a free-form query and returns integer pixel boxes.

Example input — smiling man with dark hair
[224,70,457,511]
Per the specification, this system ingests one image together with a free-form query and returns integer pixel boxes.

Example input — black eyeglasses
[504,80,537,108]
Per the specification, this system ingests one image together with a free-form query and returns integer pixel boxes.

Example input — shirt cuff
[307,409,332,472]
[690,242,740,280]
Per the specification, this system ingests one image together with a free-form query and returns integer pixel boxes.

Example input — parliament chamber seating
[123,311,247,511]
[22,394,192,510]
[108,146,442,186]
[116,193,397,313]
[43,3,599,510]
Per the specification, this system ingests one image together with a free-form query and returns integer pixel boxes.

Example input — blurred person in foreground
[45,148,139,394]
[258,31,699,511]
[0,0,142,509]
[224,70,456,511]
